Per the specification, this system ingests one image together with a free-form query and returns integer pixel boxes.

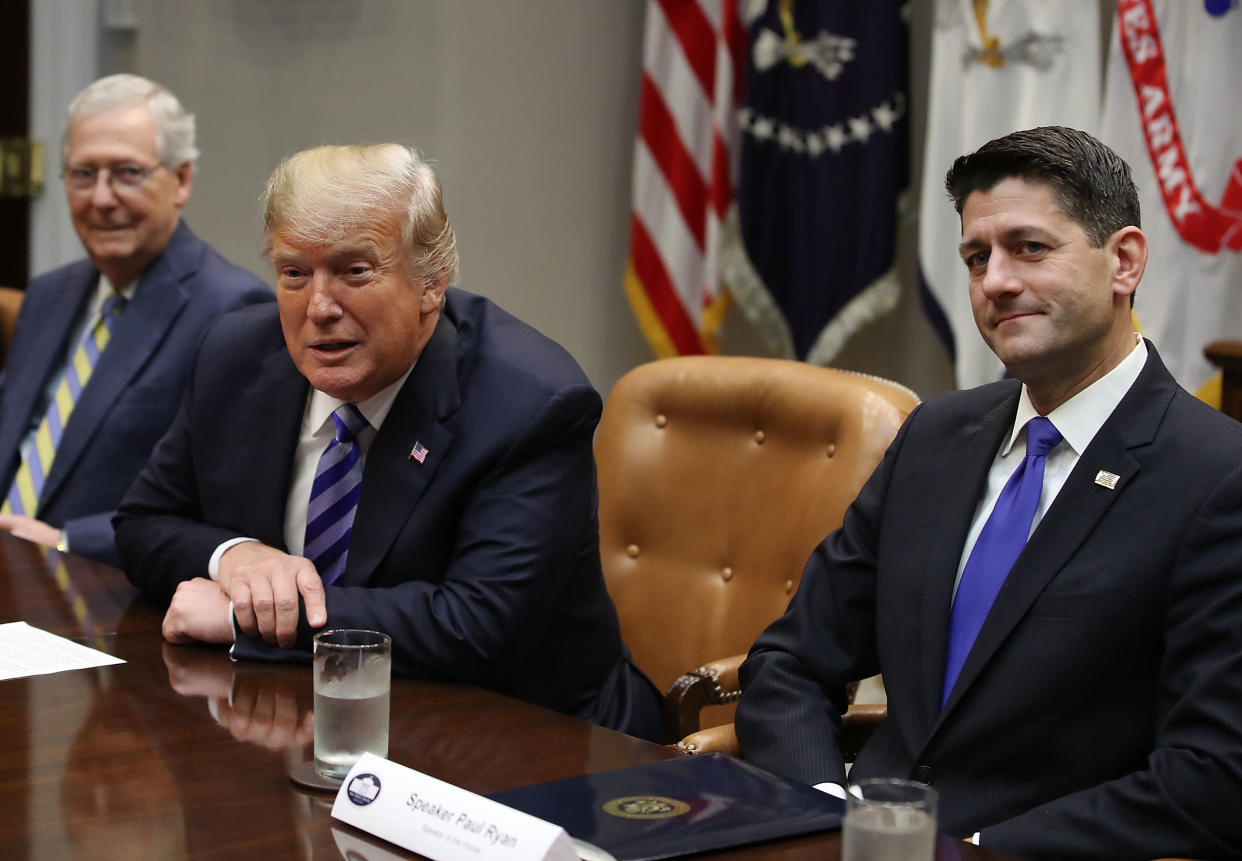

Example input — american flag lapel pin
[410,441,429,464]
[1094,470,1120,490]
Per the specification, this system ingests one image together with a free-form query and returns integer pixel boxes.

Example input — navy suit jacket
[0,222,272,565]
[736,345,1242,859]
[115,290,662,740]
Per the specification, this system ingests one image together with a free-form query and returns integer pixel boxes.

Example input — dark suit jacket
[0,222,272,565]
[736,344,1242,859]
[114,290,662,740]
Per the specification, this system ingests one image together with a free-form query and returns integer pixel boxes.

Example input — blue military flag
[723,0,908,364]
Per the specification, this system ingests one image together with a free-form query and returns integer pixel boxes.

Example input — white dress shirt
[208,364,414,577]
[951,335,1148,599]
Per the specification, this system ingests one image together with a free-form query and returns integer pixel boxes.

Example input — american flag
[410,442,429,464]
[624,0,746,357]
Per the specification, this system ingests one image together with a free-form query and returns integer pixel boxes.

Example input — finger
[247,574,278,644]
[271,571,302,648]
[296,565,328,628]
[231,579,258,637]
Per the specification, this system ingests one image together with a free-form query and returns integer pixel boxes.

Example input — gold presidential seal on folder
[602,796,692,820]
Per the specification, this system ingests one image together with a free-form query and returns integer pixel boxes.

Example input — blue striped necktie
[942,416,1062,705]
[304,404,369,585]
[3,292,127,517]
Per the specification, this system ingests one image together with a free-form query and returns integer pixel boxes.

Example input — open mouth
[310,341,357,356]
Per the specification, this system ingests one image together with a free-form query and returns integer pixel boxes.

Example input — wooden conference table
[0,533,1015,860]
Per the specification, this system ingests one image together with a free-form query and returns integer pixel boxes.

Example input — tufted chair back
[596,356,918,739]
[0,286,21,369]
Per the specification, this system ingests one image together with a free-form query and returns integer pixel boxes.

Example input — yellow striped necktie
[2,292,128,517]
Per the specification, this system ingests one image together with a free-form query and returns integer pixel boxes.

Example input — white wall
[39,0,961,399]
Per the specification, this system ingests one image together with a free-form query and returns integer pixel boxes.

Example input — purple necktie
[304,404,368,586]
[942,416,1062,705]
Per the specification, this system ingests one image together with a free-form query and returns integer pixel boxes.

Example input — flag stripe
[629,215,704,354]
[656,0,717,101]
[626,0,743,357]
[639,74,710,250]
[643,5,716,179]
[632,142,708,310]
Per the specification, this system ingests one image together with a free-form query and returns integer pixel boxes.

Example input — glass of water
[842,778,938,861]
[312,629,391,781]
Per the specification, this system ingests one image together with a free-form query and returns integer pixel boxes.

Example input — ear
[1110,226,1147,300]
[172,161,194,208]
[419,271,449,314]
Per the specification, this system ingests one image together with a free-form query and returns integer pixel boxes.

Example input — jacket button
[913,765,934,784]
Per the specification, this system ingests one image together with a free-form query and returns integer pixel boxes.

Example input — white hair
[62,74,198,169]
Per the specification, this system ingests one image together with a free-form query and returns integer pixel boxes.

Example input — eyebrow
[958,225,1050,258]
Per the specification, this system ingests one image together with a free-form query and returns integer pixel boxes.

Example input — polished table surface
[0,533,1015,860]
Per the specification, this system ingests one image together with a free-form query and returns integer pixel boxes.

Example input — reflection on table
[0,532,1016,860]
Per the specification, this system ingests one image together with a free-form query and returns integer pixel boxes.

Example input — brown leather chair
[0,286,21,369]
[596,356,919,747]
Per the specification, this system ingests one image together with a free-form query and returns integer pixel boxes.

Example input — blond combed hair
[260,144,459,285]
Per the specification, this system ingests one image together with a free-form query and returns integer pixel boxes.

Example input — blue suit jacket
[737,345,1242,859]
[0,222,272,565]
[115,290,662,740]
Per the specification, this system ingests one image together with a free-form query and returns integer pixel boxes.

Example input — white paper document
[0,621,124,680]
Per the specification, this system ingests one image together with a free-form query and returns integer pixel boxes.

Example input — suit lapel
[934,347,1171,724]
[41,224,199,507]
[232,346,307,549]
[917,390,1018,725]
[340,314,460,586]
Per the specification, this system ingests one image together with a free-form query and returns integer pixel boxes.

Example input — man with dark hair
[736,126,1242,858]
[0,74,271,564]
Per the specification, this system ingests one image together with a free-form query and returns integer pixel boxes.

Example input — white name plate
[331,753,579,861]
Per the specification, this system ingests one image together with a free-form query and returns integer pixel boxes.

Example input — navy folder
[488,752,843,860]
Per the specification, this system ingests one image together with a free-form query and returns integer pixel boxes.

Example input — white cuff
[812,782,847,800]
[209,537,258,580]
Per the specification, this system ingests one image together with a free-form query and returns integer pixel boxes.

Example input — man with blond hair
[115,144,662,739]
[0,74,270,564]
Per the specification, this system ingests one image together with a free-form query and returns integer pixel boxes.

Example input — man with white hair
[0,74,271,564]
[115,144,663,739]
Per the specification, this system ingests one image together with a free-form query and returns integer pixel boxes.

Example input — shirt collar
[305,362,417,436]
[1002,334,1148,457]
[92,273,137,312]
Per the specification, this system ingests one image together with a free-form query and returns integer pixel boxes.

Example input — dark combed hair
[944,126,1140,248]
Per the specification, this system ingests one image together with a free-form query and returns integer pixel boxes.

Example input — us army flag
[919,0,1102,389]
[1099,0,1242,397]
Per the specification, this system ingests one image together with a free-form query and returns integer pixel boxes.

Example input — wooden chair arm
[840,703,886,761]
[665,653,870,742]
[673,722,741,758]
[673,703,887,762]
[663,653,747,740]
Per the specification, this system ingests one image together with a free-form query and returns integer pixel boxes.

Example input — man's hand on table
[162,578,234,644]
[217,541,327,647]
[0,513,60,548]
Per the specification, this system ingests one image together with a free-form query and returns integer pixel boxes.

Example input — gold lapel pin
[1094,470,1120,490]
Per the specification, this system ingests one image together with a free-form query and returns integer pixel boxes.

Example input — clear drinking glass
[842,778,938,861]
[312,629,391,780]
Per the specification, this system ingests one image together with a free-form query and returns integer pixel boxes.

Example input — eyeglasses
[61,163,164,192]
